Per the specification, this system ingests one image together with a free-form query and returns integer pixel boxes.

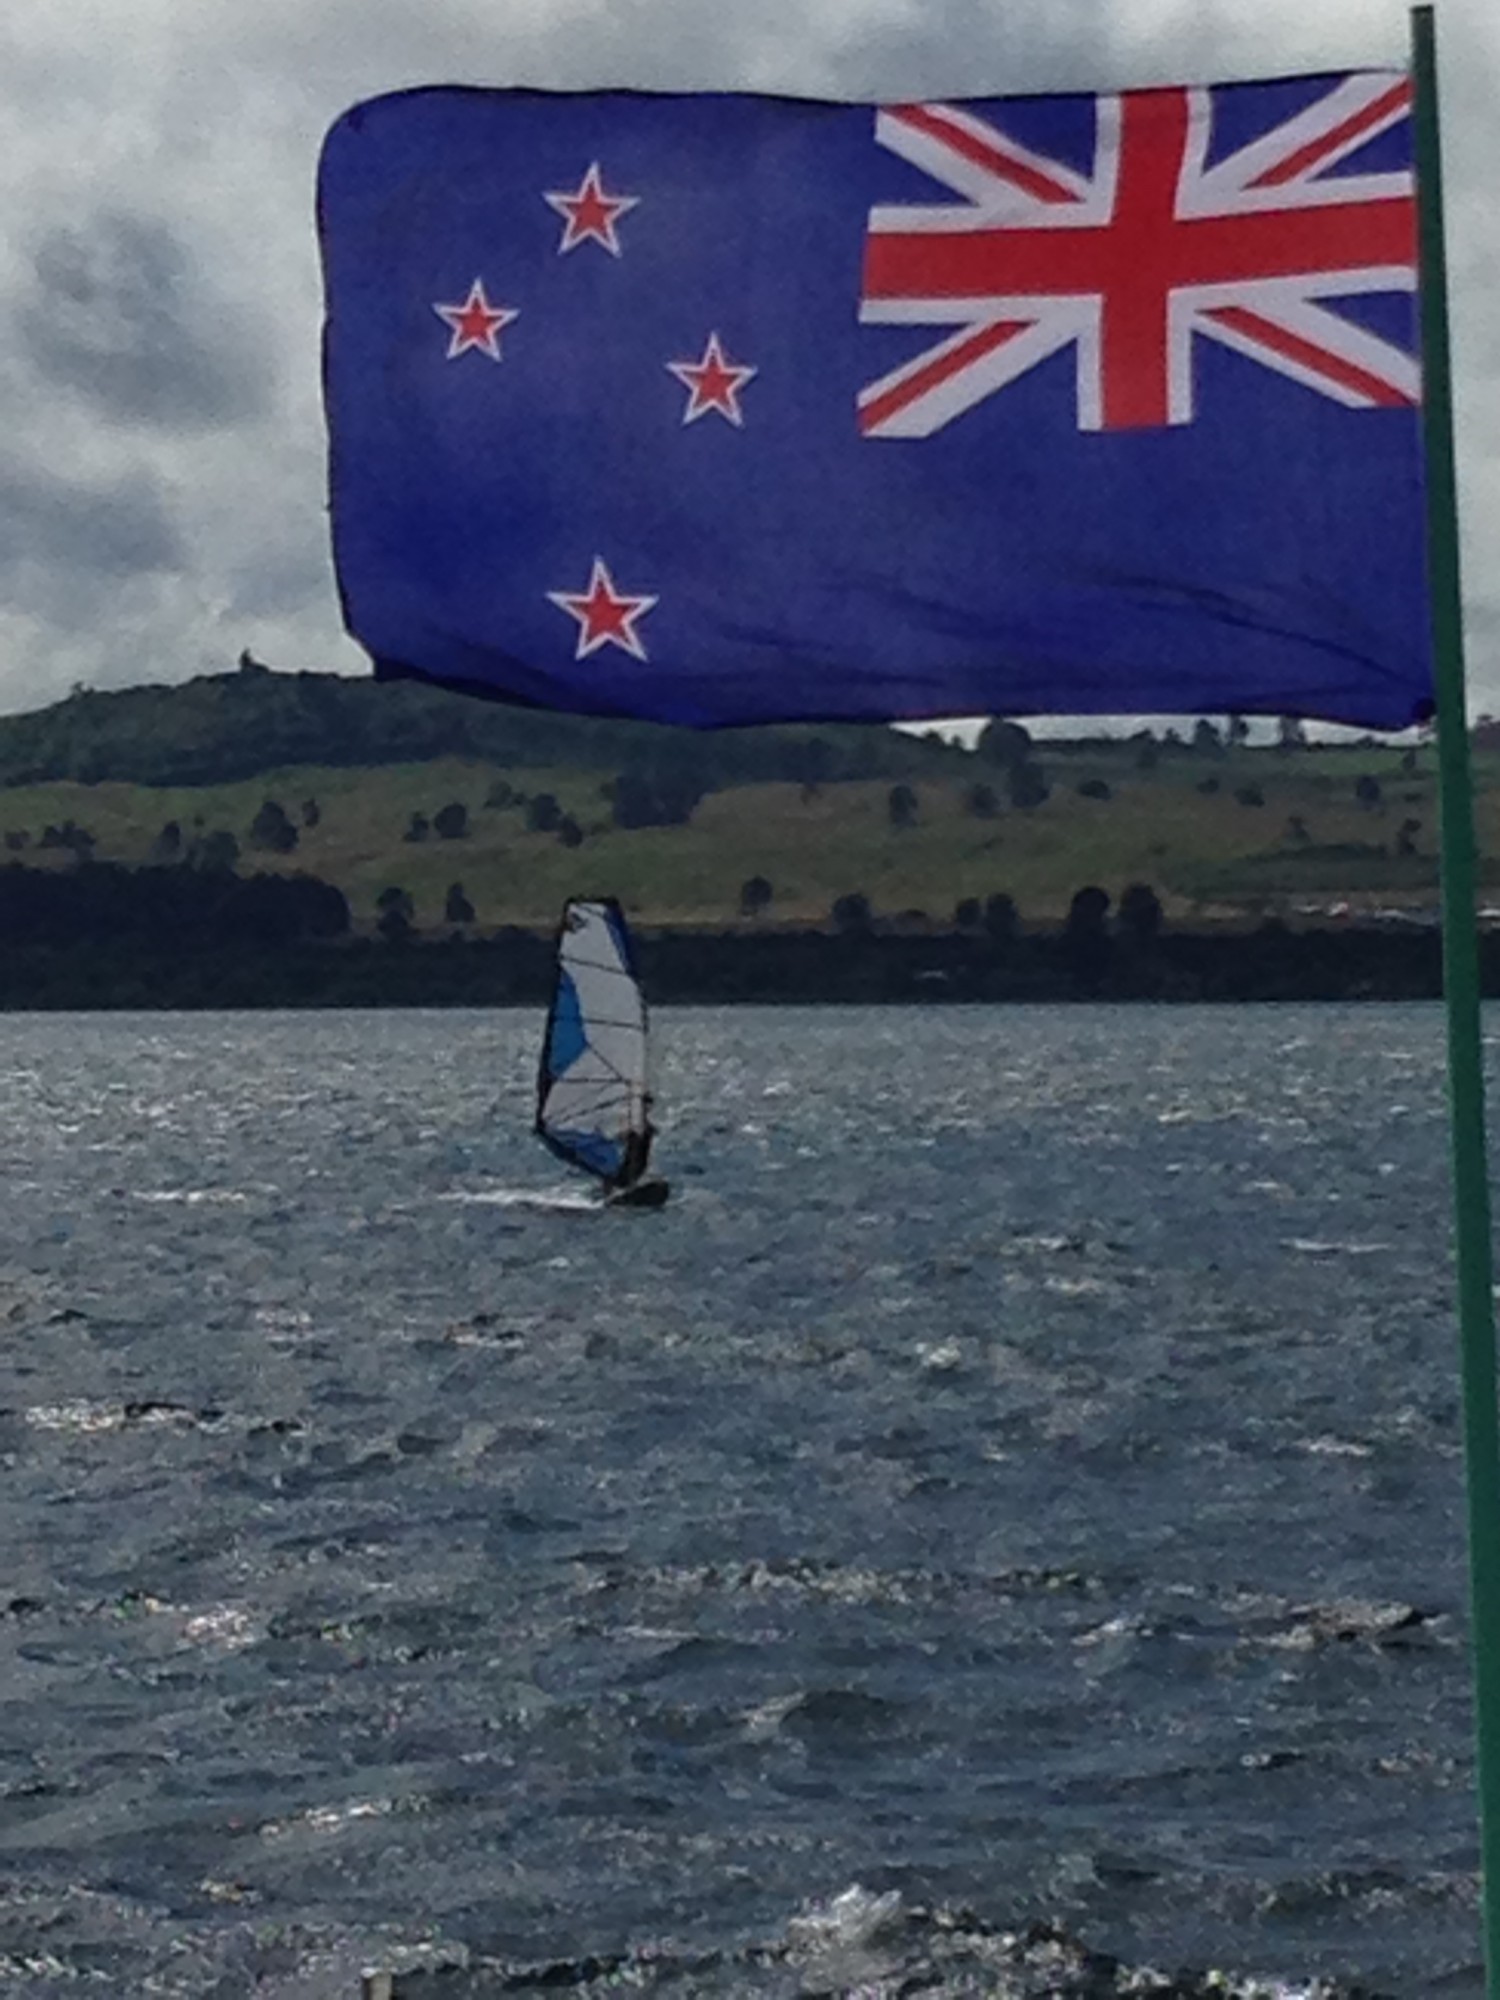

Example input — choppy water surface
[0,1005,1485,1995]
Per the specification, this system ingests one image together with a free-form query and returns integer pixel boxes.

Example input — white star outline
[546,557,659,661]
[431,278,520,360]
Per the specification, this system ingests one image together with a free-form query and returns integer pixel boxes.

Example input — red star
[667,331,757,426]
[432,279,519,360]
[543,163,639,256]
[547,559,658,661]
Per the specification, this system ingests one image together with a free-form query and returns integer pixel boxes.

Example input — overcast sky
[2,0,1496,725]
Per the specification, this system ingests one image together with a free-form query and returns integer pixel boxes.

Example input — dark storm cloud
[17,211,274,434]
[0,459,183,591]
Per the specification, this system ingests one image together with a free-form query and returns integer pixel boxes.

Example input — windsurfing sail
[536,899,653,1187]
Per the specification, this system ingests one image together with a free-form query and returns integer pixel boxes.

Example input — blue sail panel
[536,900,650,1184]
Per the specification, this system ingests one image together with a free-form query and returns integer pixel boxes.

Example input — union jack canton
[319,69,1432,729]
[860,76,1415,435]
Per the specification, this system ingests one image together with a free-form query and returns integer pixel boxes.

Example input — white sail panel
[536,900,651,1183]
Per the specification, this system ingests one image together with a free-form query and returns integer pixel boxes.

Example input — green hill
[0,656,966,791]
[0,664,1463,935]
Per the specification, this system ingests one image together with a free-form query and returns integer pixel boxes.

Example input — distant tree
[249,799,298,854]
[193,829,240,873]
[798,737,835,796]
[433,800,470,840]
[404,812,430,843]
[1118,882,1163,942]
[1192,718,1225,757]
[1006,760,1050,811]
[1234,782,1265,808]
[300,797,321,829]
[1077,778,1112,801]
[887,782,919,829]
[557,815,584,848]
[444,882,476,924]
[484,777,517,810]
[1354,773,1383,811]
[608,773,651,828]
[1132,731,1160,771]
[966,781,1000,819]
[607,768,704,829]
[1286,814,1311,845]
[40,821,95,856]
[1276,716,1308,753]
[526,792,562,833]
[1400,747,1418,775]
[976,718,1033,770]
[1196,776,1221,795]
[1064,885,1112,990]
[149,821,183,864]
[983,892,1019,943]
[831,891,872,934]
[1227,714,1251,747]
[954,896,982,931]
[1067,885,1111,935]
[237,648,271,676]
[1397,817,1421,857]
[376,885,414,944]
[739,874,774,918]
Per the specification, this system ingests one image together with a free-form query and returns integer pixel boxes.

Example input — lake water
[0,1004,1486,1996]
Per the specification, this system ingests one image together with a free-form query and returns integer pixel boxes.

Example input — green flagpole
[1412,8,1500,1992]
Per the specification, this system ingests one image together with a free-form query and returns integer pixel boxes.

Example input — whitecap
[131,1188,250,1204]
[25,1400,126,1433]
[1284,1239,1391,1256]
[180,1604,261,1653]
[914,1340,963,1372]
[787,1882,905,1953]
[436,1187,597,1212]
[1300,1436,1374,1459]
[261,1797,396,1841]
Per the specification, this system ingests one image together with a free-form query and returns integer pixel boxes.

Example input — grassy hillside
[0,725,1463,936]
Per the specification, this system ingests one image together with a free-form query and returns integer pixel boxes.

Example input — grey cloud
[17,211,274,434]
[0,459,183,603]
[225,541,334,621]
[796,0,1158,98]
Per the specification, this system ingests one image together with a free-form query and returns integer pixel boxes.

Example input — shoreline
[0,923,1473,1009]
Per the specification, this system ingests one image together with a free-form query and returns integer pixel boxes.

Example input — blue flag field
[318,72,1431,729]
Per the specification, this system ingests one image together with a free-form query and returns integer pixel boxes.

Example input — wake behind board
[536,899,668,1210]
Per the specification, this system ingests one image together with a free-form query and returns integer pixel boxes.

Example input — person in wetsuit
[611,1120,653,1193]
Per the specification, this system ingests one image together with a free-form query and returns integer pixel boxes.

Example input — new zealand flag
[317,71,1430,729]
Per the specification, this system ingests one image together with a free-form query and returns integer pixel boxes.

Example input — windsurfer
[610,1119,654,1194]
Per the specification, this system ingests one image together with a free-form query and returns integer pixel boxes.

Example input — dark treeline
[0,867,1469,1008]
[0,659,972,790]
[0,862,349,948]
